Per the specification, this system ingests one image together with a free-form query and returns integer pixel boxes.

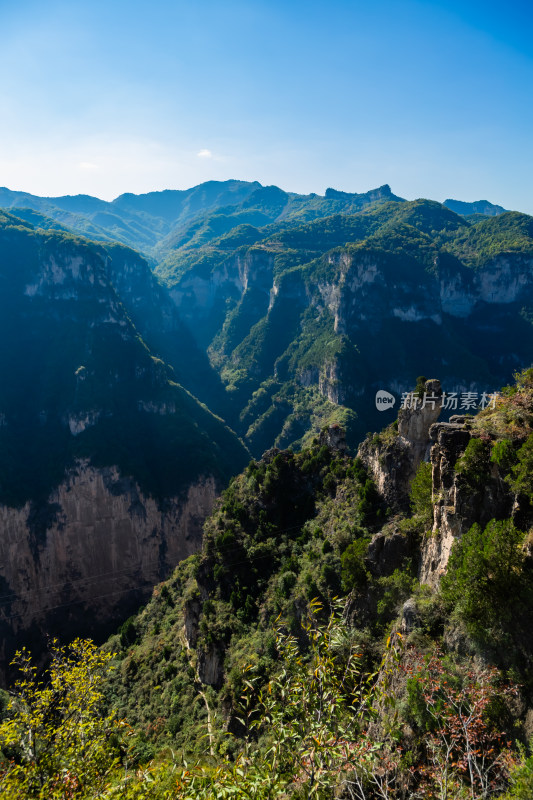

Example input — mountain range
[0,179,531,673]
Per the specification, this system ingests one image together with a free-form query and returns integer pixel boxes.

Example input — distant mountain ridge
[443,197,507,216]
[0,183,528,457]
[0,180,510,265]
[0,180,396,255]
[0,180,260,254]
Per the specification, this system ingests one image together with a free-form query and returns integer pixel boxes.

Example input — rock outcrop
[358,379,442,511]
[365,528,416,578]
[420,417,514,586]
[170,249,276,350]
[320,250,533,331]
[196,645,223,687]
[420,420,473,586]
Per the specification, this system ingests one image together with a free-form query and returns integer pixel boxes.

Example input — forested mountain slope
[0,211,248,674]
[1,183,526,455]
[0,182,530,679]
[168,199,533,452]
[0,181,402,259]
[80,369,533,798]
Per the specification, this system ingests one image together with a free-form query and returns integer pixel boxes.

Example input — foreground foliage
[0,611,528,800]
[5,371,533,797]
[0,639,123,799]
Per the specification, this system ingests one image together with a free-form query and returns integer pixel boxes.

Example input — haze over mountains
[0,179,531,673]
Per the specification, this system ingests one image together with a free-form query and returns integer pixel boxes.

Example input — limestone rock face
[197,645,223,687]
[397,379,443,463]
[310,252,533,341]
[170,250,275,348]
[0,462,217,679]
[322,251,443,336]
[420,420,513,586]
[420,422,472,586]
[401,597,420,634]
[358,380,442,511]
[365,529,415,578]
[321,251,533,332]
[318,424,347,452]
[183,595,202,649]
[440,254,533,316]
[357,435,413,512]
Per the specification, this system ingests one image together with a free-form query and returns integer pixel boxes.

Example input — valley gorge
[0,210,248,675]
[0,180,532,682]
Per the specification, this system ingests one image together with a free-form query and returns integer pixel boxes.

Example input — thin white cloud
[78,161,99,171]
[197,149,213,159]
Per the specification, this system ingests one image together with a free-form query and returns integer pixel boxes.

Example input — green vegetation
[7,183,531,458]
[100,436,387,760]
[2,186,533,796]
[0,639,123,799]
[83,369,533,797]
[409,460,434,531]
[455,436,492,493]
[5,364,533,796]
[0,215,249,508]
[441,518,530,639]
[508,434,533,501]
[443,212,533,268]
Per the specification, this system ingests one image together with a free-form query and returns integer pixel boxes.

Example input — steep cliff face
[0,214,249,674]
[420,417,515,586]
[318,249,533,333]
[0,463,217,676]
[357,380,442,511]
[320,250,443,335]
[103,243,231,418]
[439,253,533,317]
[419,420,473,585]
[0,219,248,503]
[163,202,533,455]
[357,397,519,588]
[170,248,275,353]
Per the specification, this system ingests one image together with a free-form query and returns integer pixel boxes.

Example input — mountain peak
[324,184,399,202]
[443,198,506,217]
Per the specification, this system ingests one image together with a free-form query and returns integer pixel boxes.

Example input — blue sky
[1,0,532,211]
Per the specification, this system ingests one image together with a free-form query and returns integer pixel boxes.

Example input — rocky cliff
[357,376,529,589]
[0,463,217,676]
[164,203,533,454]
[357,379,442,511]
[420,415,515,586]
[0,212,249,676]
[170,247,276,353]
[5,189,532,458]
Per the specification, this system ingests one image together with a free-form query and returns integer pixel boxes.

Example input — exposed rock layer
[421,419,513,586]
[358,380,442,512]
[0,462,217,680]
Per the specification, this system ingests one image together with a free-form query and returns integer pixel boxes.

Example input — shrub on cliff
[455,437,492,493]
[508,433,533,502]
[441,518,528,638]
[410,461,433,526]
